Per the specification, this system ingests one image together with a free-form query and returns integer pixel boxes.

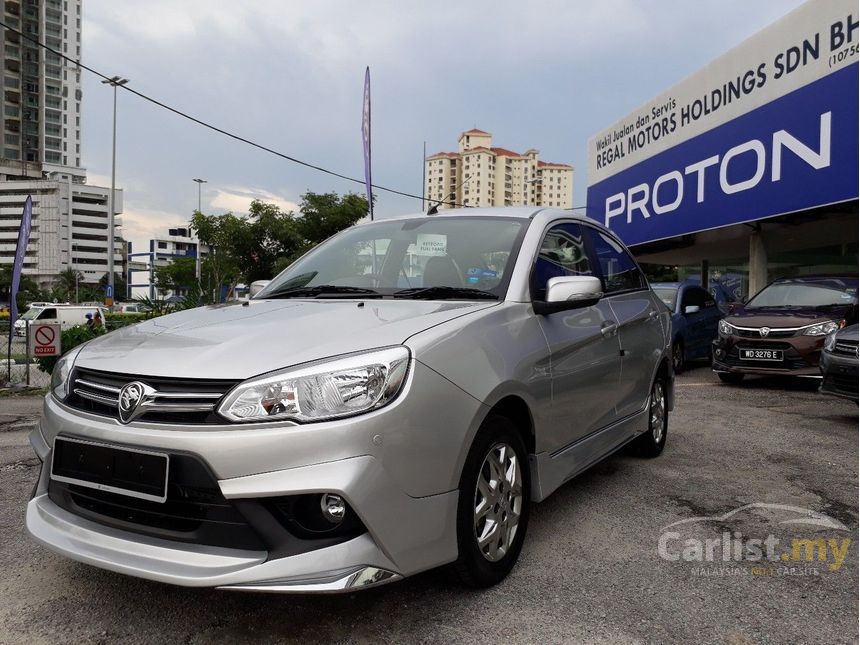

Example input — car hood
[75,299,498,379]
[726,305,851,328]
[836,323,859,342]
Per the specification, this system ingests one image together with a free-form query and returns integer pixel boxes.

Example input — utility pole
[192,178,207,280]
[101,75,129,308]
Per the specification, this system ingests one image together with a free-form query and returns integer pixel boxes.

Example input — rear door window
[583,228,646,294]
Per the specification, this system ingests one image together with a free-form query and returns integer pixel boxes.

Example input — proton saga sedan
[27,208,673,592]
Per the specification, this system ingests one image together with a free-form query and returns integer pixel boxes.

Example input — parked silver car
[26,208,673,592]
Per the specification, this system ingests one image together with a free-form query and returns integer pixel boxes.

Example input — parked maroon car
[712,276,859,383]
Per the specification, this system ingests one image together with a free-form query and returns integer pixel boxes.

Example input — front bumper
[26,360,482,591]
[27,451,455,591]
[711,338,822,377]
[819,351,859,401]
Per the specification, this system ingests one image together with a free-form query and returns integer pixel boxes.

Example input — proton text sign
[586,0,859,246]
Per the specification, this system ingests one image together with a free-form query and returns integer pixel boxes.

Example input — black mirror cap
[533,296,601,315]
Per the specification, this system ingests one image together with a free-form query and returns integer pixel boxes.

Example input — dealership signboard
[586,0,859,246]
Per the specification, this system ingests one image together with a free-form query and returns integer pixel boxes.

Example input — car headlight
[718,320,734,336]
[802,320,844,336]
[824,332,838,352]
[50,346,83,402]
[217,347,410,423]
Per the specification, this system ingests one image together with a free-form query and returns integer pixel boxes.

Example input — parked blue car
[652,282,725,372]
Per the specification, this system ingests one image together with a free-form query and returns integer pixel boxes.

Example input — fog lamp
[714,348,725,359]
[320,493,346,524]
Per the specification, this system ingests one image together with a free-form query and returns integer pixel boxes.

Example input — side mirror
[534,276,603,315]
[684,305,700,314]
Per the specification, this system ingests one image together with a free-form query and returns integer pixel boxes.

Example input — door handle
[648,310,658,320]
[600,321,618,337]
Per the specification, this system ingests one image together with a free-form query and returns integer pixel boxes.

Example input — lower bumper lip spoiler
[216,566,401,593]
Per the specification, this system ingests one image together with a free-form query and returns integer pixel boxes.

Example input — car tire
[633,376,668,458]
[672,340,685,374]
[454,415,531,588]
[717,372,744,384]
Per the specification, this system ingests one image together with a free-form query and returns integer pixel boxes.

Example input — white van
[14,305,107,337]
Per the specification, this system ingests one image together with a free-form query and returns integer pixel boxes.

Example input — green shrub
[105,312,149,328]
[36,325,106,375]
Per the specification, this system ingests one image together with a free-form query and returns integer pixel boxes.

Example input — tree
[98,272,128,301]
[57,268,83,301]
[0,266,49,311]
[191,211,247,302]
[153,258,196,297]
[190,191,368,302]
[295,192,368,246]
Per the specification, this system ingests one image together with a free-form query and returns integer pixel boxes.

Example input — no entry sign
[29,323,61,357]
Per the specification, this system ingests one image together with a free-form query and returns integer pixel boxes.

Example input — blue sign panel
[586,63,858,246]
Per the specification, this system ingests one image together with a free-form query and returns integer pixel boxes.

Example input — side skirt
[529,406,648,503]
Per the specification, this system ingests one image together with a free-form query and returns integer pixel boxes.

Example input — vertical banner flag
[361,66,373,220]
[7,195,33,375]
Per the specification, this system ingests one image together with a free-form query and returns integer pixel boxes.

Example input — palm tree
[56,268,83,302]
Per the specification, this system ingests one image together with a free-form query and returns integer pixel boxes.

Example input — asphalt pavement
[0,367,857,644]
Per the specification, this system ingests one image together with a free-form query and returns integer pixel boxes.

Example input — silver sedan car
[26,207,673,592]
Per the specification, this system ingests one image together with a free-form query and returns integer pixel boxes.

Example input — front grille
[67,367,238,424]
[734,327,797,339]
[48,452,266,551]
[833,340,859,357]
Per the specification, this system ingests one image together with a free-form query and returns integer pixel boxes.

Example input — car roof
[359,206,580,223]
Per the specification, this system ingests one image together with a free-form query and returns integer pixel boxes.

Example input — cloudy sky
[80,0,805,254]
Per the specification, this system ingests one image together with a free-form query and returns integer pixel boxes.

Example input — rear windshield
[747,279,858,308]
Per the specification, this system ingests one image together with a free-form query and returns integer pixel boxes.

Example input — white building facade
[0,171,123,288]
[425,129,573,210]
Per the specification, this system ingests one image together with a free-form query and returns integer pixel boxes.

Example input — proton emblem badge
[118,381,151,424]
[759,327,771,338]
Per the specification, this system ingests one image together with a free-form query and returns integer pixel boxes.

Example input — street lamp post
[192,178,207,280]
[101,75,129,307]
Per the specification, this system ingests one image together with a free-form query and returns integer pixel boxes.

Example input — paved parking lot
[0,367,857,644]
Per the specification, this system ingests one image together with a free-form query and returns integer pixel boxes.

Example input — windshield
[746,279,859,308]
[257,216,528,299]
[652,287,678,311]
[20,308,42,320]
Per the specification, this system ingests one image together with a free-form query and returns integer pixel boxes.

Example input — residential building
[2,0,84,178]
[425,129,573,210]
[0,170,124,288]
[0,0,127,297]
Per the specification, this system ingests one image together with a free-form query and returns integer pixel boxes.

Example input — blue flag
[361,66,373,220]
[6,195,32,375]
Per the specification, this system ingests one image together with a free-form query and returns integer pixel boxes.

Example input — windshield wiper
[264,285,382,299]
[393,286,499,300]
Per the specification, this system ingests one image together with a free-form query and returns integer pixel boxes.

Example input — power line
[0,18,588,213]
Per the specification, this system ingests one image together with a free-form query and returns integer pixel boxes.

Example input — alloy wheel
[650,381,666,443]
[474,442,523,562]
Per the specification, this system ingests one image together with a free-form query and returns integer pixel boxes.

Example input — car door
[531,222,622,454]
[583,226,663,420]
[681,287,720,357]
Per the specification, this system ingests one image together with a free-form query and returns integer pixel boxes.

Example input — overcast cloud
[79,0,805,254]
